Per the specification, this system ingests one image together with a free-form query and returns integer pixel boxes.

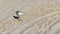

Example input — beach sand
[0,0,60,34]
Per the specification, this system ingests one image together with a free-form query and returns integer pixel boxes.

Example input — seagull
[13,11,23,21]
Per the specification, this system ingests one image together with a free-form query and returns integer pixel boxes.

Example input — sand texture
[0,0,60,34]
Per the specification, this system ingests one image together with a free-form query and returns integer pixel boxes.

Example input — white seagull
[13,11,23,21]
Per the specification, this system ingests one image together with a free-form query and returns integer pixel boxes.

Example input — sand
[0,0,60,34]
